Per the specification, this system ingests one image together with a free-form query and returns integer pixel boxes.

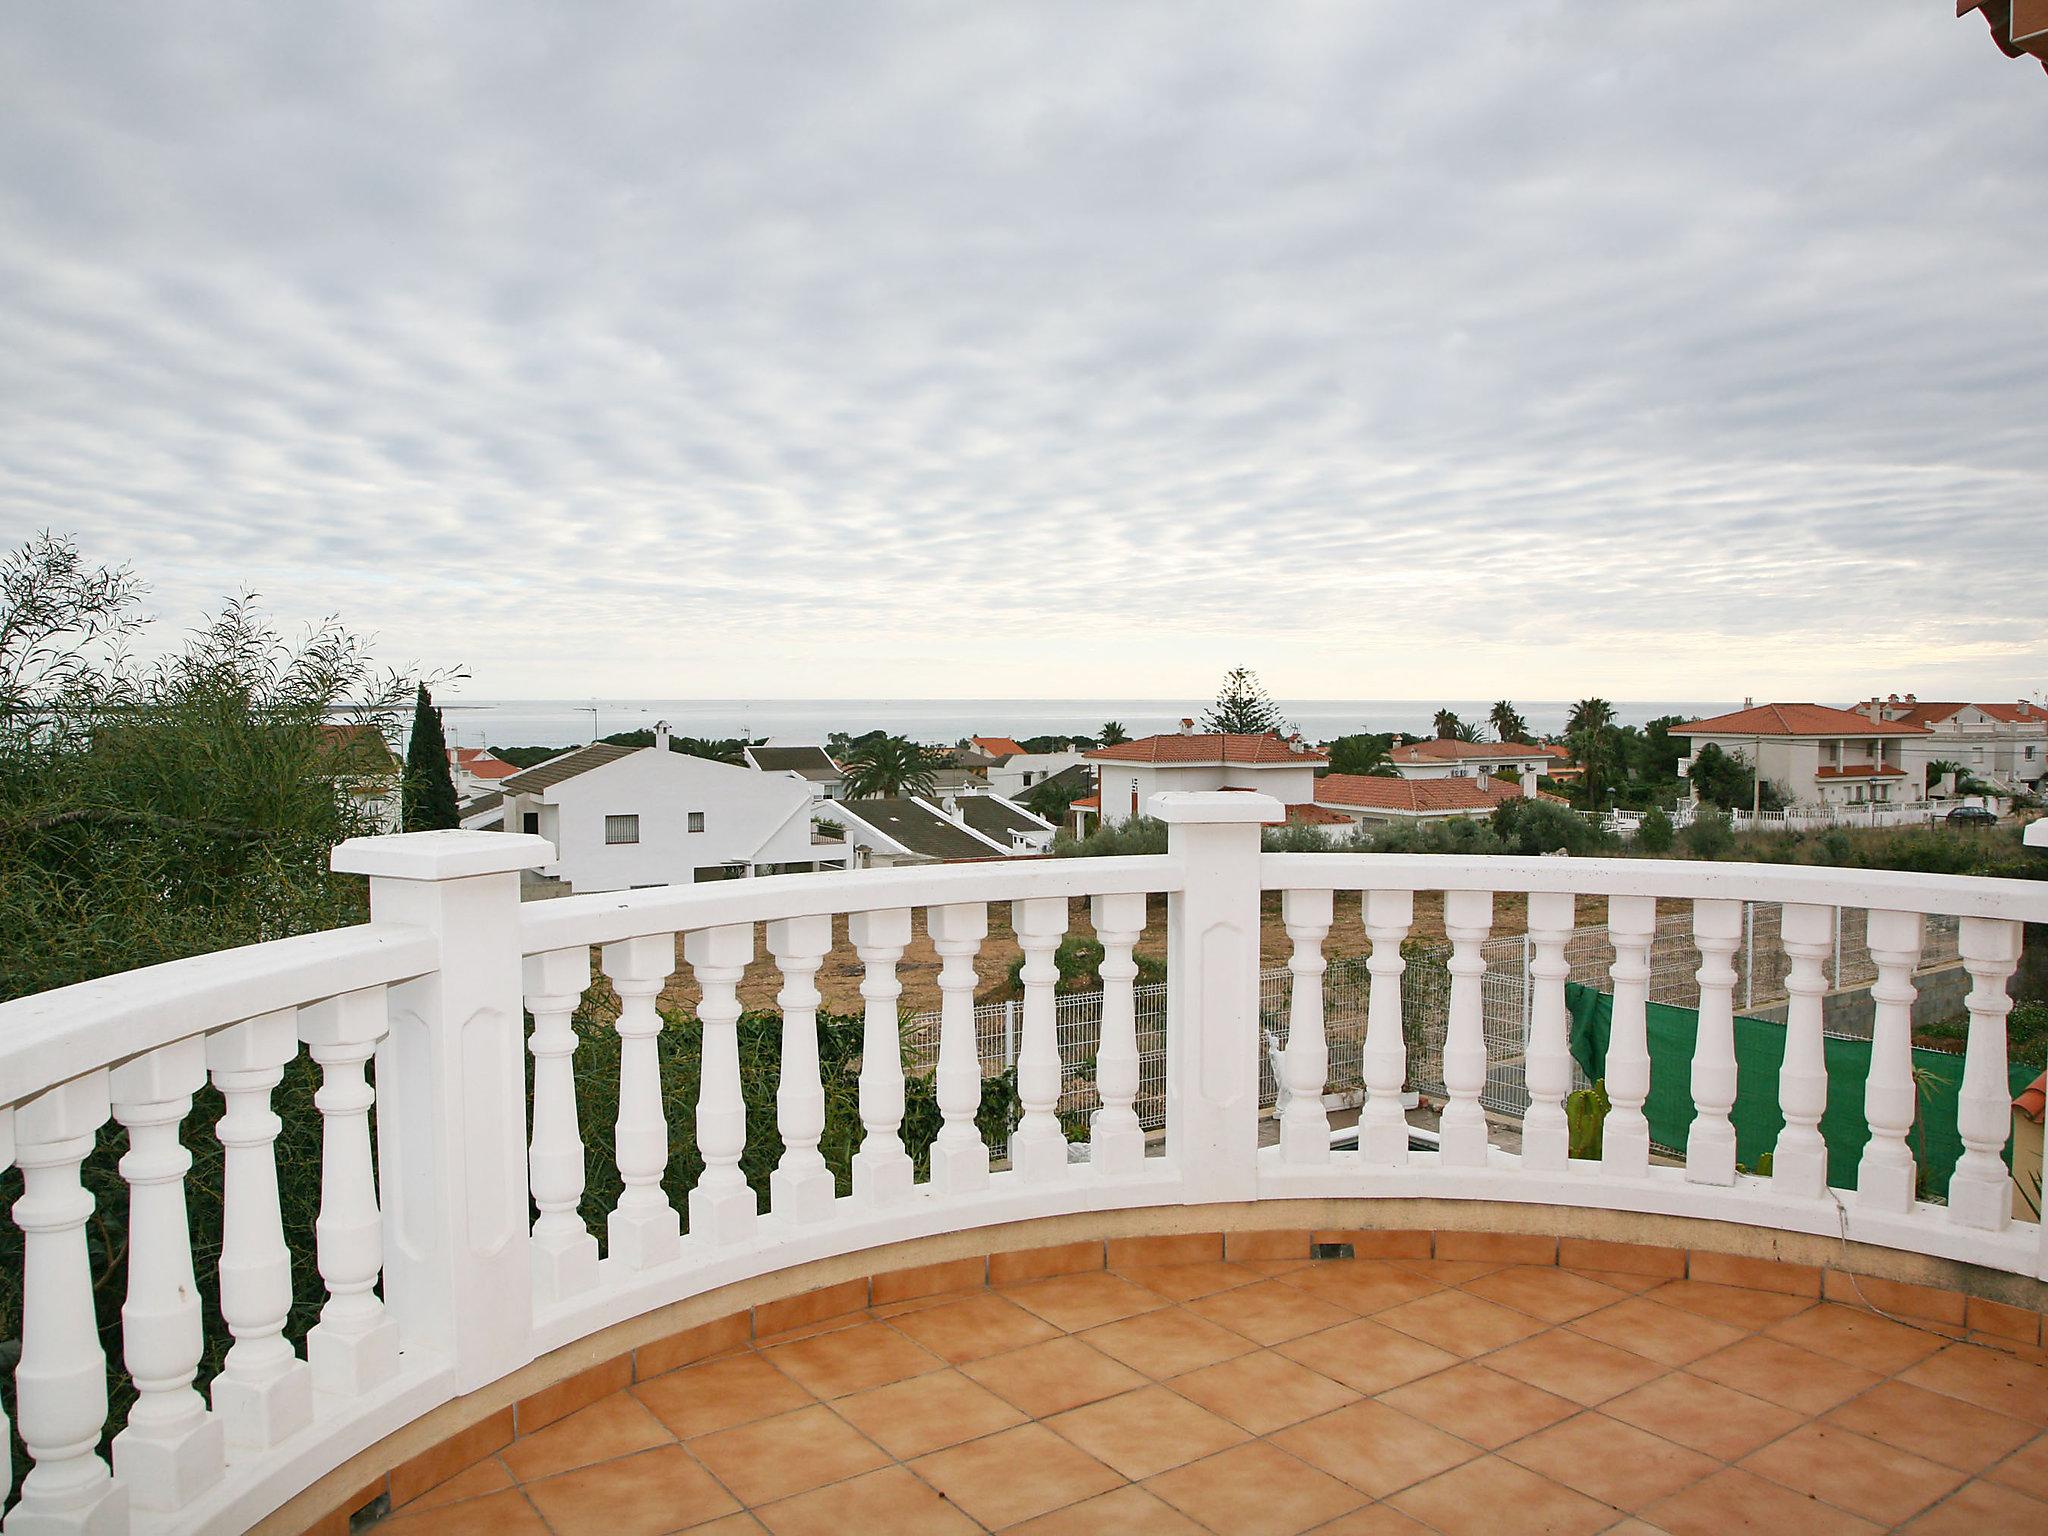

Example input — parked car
[1946,805,1998,826]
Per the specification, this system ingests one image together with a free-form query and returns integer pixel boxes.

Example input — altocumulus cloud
[0,2,2042,701]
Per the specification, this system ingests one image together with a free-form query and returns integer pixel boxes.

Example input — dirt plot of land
[640,887,1608,1018]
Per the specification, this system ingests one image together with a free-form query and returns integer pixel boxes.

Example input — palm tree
[1432,708,1464,740]
[1098,720,1129,746]
[1566,697,1615,737]
[1566,698,1618,808]
[1488,701,1530,744]
[840,734,946,799]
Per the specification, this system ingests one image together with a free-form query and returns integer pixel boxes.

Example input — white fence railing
[0,798,2043,1534]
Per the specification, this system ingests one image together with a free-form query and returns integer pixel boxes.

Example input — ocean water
[429,698,1739,750]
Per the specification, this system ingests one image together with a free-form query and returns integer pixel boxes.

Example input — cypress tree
[402,683,460,831]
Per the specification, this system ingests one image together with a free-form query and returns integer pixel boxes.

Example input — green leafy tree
[1325,732,1398,777]
[840,734,948,799]
[1681,806,1737,859]
[1636,806,1675,852]
[1566,697,1619,808]
[601,728,745,763]
[1488,701,1529,743]
[1097,720,1129,745]
[1687,742,1755,811]
[1204,667,1287,735]
[1491,796,1616,856]
[402,684,460,830]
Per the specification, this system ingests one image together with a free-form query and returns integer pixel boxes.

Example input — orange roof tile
[1390,739,1546,763]
[1315,774,1539,815]
[1672,703,1922,737]
[2018,1072,2047,1127]
[971,736,1027,758]
[1974,702,2048,725]
[1287,803,1354,825]
[1086,732,1326,766]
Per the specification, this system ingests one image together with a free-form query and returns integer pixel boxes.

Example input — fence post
[331,829,552,1395]
[1003,1000,1017,1068]
[1156,790,1279,1203]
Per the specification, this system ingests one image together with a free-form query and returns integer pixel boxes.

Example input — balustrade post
[1602,895,1658,1178]
[1949,916,2022,1230]
[7,1072,126,1536]
[1157,791,1278,1202]
[1686,899,1742,1186]
[1089,893,1149,1175]
[685,924,759,1244]
[928,903,994,1193]
[331,829,550,1393]
[1358,889,1414,1166]
[0,1105,11,1508]
[522,947,599,1303]
[1771,903,1833,1200]
[109,1039,223,1512]
[849,908,915,1205]
[766,914,837,1220]
[1439,889,1494,1167]
[1857,908,1923,1214]
[1521,891,1576,1172]
[1278,888,1333,1164]
[601,934,684,1266]
[1012,896,1072,1180]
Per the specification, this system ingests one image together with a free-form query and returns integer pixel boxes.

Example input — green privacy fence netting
[1563,982,2034,1197]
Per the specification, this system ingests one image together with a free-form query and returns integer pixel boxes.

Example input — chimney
[1905,692,1917,705]
[654,720,670,751]
[1742,697,1753,710]
[1287,732,1306,753]
[1179,717,1195,734]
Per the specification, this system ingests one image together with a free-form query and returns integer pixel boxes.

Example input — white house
[743,743,846,800]
[1856,695,2048,793]
[1081,728,1325,828]
[986,746,1090,800]
[448,746,519,800]
[1670,703,1928,809]
[1387,738,1550,794]
[496,724,841,891]
[834,790,1056,867]
[1315,772,1550,828]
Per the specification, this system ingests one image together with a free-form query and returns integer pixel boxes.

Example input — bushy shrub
[1492,797,1617,857]
[1635,806,1674,853]
[1054,815,1169,858]
[1681,807,1735,859]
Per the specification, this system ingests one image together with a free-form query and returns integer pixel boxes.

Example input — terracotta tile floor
[378,1258,2048,1534]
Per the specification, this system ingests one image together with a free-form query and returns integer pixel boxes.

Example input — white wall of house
[987,750,1088,800]
[1900,709,2047,790]
[1096,762,1318,826]
[1679,734,1926,808]
[1392,753,1549,787]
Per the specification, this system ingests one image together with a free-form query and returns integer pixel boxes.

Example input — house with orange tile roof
[1387,737,1552,795]
[1670,703,1928,810]
[1856,694,2047,793]
[1314,772,1556,828]
[1081,726,1324,828]
[448,745,519,800]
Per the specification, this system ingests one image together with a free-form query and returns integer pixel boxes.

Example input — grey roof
[498,740,636,794]
[1020,763,1091,799]
[956,794,1051,842]
[840,798,1000,861]
[748,745,841,781]
[459,790,504,815]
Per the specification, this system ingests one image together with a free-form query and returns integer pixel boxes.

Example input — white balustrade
[207,1009,314,1455]
[1357,888,1414,1166]
[1949,916,2023,1230]
[1011,896,1071,1181]
[523,946,599,1302]
[109,1039,223,1512]
[1771,902,1833,1199]
[1520,891,1575,1172]
[1438,888,1493,1168]
[1602,895,1658,1178]
[1686,899,1742,1186]
[684,924,758,1244]
[0,1104,12,1509]
[765,914,837,1220]
[1278,888,1332,1164]
[1088,892,1147,1175]
[299,987,401,1396]
[928,903,994,1192]
[1857,908,1923,1214]
[849,907,915,1205]
[602,934,683,1268]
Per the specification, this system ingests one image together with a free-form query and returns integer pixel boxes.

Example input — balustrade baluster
[523,947,599,1301]
[0,1105,11,1507]
[208,1009,314,1454]
[109,1039,223,1512]
[849,908,915,1205]
[1439,888,1493,1167]
[929,903,994,1192]
[299,987,401,1395]
[1950,916,2023,1230]
[601,935,683,1268]
[1772,903,1833,1199]
[1358,889,1414,1166]
[766,914,837,1220]
[1602,896,1658,1178]
[1520,891,1575,1171]
[8,1072,126,1535]
[1011,896,1071,1181]
[1089,892,1148,1175]
[685,924,758,1244]
[1856,908,1923,1213]
[1279,888,1333,1164]
[1686,899,1742,1186]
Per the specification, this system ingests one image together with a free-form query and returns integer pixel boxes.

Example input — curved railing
[0,796,2043,1533]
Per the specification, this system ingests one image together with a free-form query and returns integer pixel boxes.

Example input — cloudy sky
[1,3,2042,705]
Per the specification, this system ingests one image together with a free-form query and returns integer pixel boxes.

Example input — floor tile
[1001,1270,1167,1332]
[394,1454,511,1512]
[499,1391,674,1483]
[1121,1260,1268,1302]
[1391,1258,1502,1286]
[1648,1279,1815,1330]
[1080,1305,1257,1378]
[909,1421,1122,1529]
[830,1367,1026,1458]
[1899,1340,2048,1425]
[1822,1378,2035,1473]
[677,1516,768,1535]
[1045,1384,1248,1479]
[1739,1420,1965,1527]
[1643,1465,1884,1536]
[883,1291,1062,1364]
[1762,1300,1950,1374]
[1186,1277,1354,1346]
[754,1465,980,1536]
[632,1352,813,1440]
[1373,1289,1548,1357]
[1989,1429,2048,1499]
[1503,1411,1718,1511]
[1377,1363,1577,1450]
[1565,1266,1669,1294]
[1005,1484,1210,1534]
[375,1487,550,1536]
[1387,1453,1614,1536]
[1687,1335,1880,1416]
[1600,1370,1803,1461]
[1169,1347,1360,1434]
[1459,1265,1627,1324]
[1483,1326,1665,1406]
[1899,1477,2048,1534]
[961,1335,1148,1417]
[689,1403,890,1507]
[1144,1440,1367,1536]
[1275,1317,1460,1395]
[762,1320,946,1399]
[1567,1296,1747,1367]
[1268,1397,1477,1498]
[1276,1258,1442,1315]
[1304,1506,1436,1535]
[523,1444,740,1536]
